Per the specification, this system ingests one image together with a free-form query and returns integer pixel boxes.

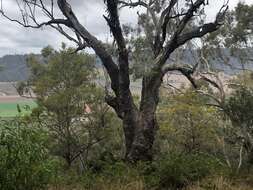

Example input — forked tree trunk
[122,76,161,162]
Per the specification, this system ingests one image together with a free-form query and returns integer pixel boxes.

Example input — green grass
[0,101,37,117]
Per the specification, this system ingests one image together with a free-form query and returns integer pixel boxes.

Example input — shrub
[0,119,59,190]
[142,152,223,189]
[80,156,141,189]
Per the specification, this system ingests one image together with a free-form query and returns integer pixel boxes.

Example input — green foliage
[0,119,59,190]
[231,71,253,90]
[141,153,223,189]
[224,86,253,164]
[28,45,96,114]
[23,45,105,166]
[129,36,153,80]
[157,90,220,154]
[52,158,142,189]
[54,153,222,190]
[200,2,253,70]
[232,2,253,45]
[225,86,253,128]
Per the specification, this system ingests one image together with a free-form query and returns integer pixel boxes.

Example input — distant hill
[0,51,252,82]
[0,55,30,82]
[0,54,102,82]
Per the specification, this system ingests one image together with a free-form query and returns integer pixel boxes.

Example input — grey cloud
[0,0,252,56]
[0,0,107,56]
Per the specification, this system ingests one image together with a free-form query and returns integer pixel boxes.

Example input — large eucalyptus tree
[0,0,228,161]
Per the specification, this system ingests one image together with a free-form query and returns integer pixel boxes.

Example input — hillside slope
[0,52,252,82]
[0,55,30,82]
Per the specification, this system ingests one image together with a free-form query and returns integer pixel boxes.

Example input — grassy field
[0,101,36,117]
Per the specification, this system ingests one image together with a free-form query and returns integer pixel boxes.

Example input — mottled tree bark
[126,112,157,161]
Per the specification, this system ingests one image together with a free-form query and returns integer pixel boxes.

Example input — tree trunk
[123,75,161,162]
[125,112,157,162]
[122,111,158,162]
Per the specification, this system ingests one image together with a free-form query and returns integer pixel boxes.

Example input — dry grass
[48,176,253,190]
[49,180,145,190]
[186,176,253,190]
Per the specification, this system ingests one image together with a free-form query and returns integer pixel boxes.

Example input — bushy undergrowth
[0,119,250,190]
[51,152,225,190]
[0,120,60,190]
[141,152,223,189]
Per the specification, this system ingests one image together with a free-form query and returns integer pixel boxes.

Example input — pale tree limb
[162,63,199,88]
[237,140,244,173]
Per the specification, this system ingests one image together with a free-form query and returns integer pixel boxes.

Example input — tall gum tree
[0,0,229,162]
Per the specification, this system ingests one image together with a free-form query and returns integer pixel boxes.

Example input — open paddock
[0,96,36,117]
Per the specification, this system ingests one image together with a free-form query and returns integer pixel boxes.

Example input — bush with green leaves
[60,152,223,190]
[0,119,59,190]
[53,158,142,189]
[46,149,230,190]
[224,86,253,164]
[157,90,221,155]
[141,152,223,189]
[20,44,112,167]
[225,86,253,129]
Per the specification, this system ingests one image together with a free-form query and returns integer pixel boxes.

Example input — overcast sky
[0,0,252,56]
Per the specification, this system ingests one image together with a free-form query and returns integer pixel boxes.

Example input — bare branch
[104,0,127,54]
[162,63,198,88]
[157,2,228,69]
[118,0,157,22]
[200,74,225,101]
[0,8,72,28]
[174,0,206,37]
[118,0,158,32]
[56,0,120,96]
[160,0,177,42]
